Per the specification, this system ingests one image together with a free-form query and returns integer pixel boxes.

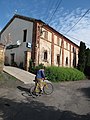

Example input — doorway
[11,53,15,65]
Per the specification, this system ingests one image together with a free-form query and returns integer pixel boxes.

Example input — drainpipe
[59,36,64,67]
[31,21,37,67]
[51,33,54,66]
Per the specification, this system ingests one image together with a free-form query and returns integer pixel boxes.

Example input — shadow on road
[77,87,90,99]
[0,97,90,120]
[17,86,29,93]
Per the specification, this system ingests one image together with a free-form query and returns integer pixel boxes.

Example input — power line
[64,34,90,47]
[64,34,80,42]
[65,8,90,34]
[45,0,60,23]
[44,0,55,23]
[47,0,63,24]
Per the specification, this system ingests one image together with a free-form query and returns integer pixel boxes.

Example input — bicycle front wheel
[43,83,54,95]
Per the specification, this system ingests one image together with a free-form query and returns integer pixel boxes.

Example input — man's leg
[38,79,43,94]
[33,81,39,96]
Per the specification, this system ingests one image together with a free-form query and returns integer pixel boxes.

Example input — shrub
[19,62,24,69]
[29,63,45,74]
[84,66,90,79]
[45,66,85,82]
[11,62,18,67]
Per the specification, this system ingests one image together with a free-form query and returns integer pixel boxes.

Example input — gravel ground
[0,72,90,120]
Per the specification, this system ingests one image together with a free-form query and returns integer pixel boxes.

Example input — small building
[0,14,79,71]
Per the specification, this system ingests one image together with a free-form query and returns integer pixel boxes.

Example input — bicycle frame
[35,81,47,93]
[30,80,53,97]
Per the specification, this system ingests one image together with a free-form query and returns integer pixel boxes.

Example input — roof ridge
[0,14,79,48]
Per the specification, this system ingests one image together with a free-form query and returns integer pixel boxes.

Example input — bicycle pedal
[35,94,38,96]
[39,94,42,96]
[32,92,38,96]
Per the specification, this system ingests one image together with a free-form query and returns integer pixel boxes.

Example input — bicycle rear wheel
[43,83,54,95]
[30,85,40,98]
[30,85,37,97]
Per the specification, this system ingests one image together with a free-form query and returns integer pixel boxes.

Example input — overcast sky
[0,0,90,48]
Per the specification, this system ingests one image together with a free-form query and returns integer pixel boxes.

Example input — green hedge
[45,66,86,82]
[29,63,45,74]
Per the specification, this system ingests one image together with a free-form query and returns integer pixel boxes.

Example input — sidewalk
[3,66,35,84]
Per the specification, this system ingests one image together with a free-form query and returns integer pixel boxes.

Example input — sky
[0,0,90,48]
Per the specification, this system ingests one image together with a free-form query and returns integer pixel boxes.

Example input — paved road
[0,78,90,120]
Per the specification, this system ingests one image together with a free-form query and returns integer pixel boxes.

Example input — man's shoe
[32,91,38,96]
[39,90,43,94]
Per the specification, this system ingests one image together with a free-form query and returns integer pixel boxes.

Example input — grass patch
[0,72,17,81]
[0,72,24,88]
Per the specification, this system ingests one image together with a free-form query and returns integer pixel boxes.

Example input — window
[44,31,48,39]
[73,47,76,53]
[66,57,68,65]
[57,37,60,46]
[66,42,68,49]
[44,50,48,61]
[23,29,27,42]
[57,54,60,65]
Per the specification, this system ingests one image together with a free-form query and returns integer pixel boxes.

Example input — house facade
[0,14,79,70]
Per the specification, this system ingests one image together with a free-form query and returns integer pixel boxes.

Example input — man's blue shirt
[36,69,45,79]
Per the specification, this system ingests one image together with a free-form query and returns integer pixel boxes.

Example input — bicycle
[30,80,54,98]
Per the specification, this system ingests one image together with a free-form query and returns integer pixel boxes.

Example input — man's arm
[41,70,45,79]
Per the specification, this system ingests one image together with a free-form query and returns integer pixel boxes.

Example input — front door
[11,53,15,65]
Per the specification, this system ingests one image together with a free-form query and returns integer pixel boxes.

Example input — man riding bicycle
[34,66,45,95]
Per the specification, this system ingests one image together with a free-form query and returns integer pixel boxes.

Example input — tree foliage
[84,48,90,77]
[78,41,86,72]
[85,48,90,66]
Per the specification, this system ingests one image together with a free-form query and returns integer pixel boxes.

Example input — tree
[85,48,90,66]
[78,41,86,72]
[84,48,90,77]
